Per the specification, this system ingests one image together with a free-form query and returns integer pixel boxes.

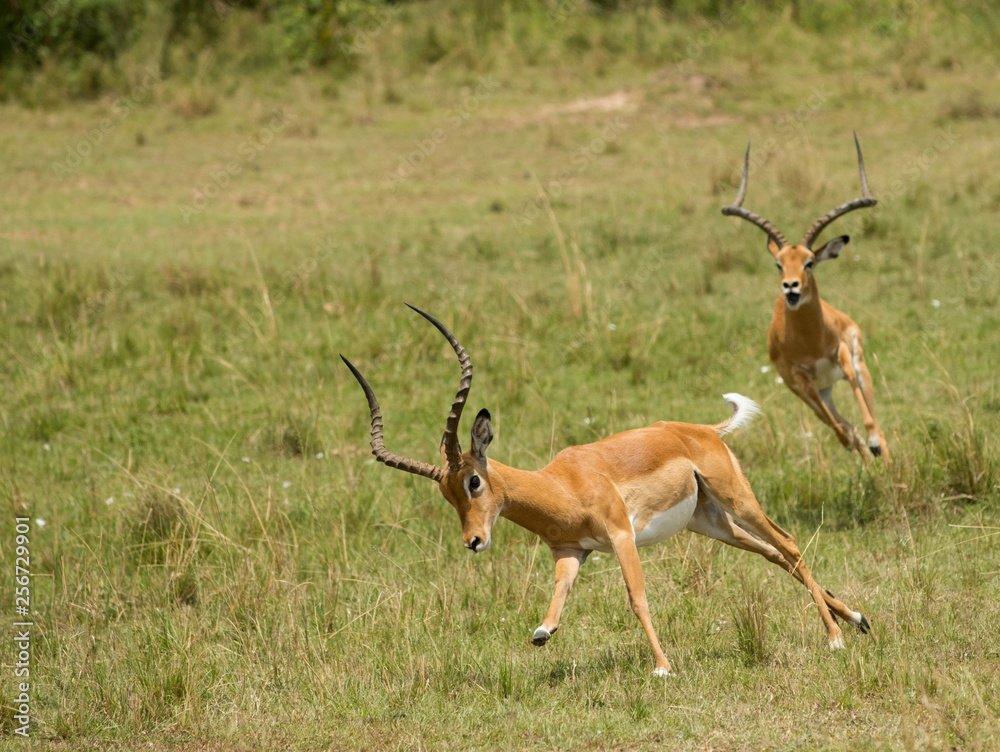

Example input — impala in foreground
[342,305,870,675]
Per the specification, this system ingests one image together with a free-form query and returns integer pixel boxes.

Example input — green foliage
[2,0,144,66]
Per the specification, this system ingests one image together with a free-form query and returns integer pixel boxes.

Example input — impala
[341,304,870,676]
[722,135,890,461]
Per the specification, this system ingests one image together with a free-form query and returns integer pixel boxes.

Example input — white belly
[633,492,697,548]
[578,536,613,553]
[577,492,698,554]
[812,357,844,391]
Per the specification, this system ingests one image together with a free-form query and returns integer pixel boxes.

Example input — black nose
[468,537,482,551]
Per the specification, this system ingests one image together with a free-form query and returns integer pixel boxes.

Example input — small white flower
[173,488,181,495]
[500,617,506,622]
[932,299,941,308]
[593,554,601,561]
[241,456,250,463]
[776,376,784,384]
[760,365,770,373]
[316,452,324,459]
[35,519,46,527]
[282,481,292,489]
[801,431,813,439]
[44,443,51,451]
[607,323,617,331]
[583,417,593,425]
[106,497,114,505]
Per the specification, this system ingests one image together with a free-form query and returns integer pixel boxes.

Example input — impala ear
[470,408,493,461]
[767,238,782,258]
[814,235,849,263]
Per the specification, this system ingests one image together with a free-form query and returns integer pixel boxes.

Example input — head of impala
[723,133,876,311]
[340,304,499,553]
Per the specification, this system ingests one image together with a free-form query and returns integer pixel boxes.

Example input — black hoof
[531,628,551,646]
[858,615,871,634]
[870,444,882,458]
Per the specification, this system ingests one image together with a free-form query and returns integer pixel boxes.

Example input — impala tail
[714,393,762,437]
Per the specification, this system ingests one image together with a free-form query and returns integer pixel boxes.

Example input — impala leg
[741,511,846,648]
[609,529,672,676]
[789,368,867,459]
[838,337,890,461]
[688,490,869,631]
[532,548,588,646]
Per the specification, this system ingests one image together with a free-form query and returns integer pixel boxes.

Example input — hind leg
[692,465,869,646]
[688,490,868,631]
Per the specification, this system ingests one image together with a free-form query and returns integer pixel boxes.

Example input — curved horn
[721,142,789,248]
[801,133,877,248]
[341,354,445,482]
[405,303,472,472]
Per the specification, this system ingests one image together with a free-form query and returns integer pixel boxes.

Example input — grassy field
[2,3,1000,749]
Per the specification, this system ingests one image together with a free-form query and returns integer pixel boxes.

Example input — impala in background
[342,305,871,676]
[722,134,890,462]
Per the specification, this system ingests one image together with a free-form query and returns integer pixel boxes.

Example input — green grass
[1,3,1000,749]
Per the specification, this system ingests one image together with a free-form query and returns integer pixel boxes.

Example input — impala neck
[488,461,562,538]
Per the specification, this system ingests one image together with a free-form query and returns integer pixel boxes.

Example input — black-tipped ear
[814,234,850,263]
[470,408,493,460]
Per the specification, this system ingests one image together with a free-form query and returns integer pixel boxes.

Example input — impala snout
[782,280,803,309]
[465,535,491,553]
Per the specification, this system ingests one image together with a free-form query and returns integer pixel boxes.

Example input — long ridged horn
[801,133,877,248]
[341,354,445,482]
[721,142,789,248]
[405,303,472,472]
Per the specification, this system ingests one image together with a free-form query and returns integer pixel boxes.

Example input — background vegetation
[1,0,999,749]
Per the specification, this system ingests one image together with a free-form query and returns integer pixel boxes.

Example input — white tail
[715,393,761,437]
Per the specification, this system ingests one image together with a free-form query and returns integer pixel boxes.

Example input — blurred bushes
[2,0,999,103]
[2,0,143,66]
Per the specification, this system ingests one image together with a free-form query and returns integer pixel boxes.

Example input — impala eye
[469,475,481,491]
[805,261,814,270]
[775,263,783,271]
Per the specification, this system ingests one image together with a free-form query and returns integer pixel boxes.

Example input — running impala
[722,135,890,461]
[342,304,870,676]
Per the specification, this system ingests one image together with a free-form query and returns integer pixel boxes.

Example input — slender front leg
[789,367,867,459]
[837,338,890,461]
[610,529,672,676]
[532,548,588,646]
